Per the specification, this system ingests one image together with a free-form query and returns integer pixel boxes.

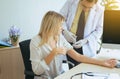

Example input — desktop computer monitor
[103,10,120,44]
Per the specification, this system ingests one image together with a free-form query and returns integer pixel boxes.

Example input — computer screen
[103,10,120,44]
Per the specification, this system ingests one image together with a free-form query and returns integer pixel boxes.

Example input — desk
[55,48,120,79]
[0,47,24,79]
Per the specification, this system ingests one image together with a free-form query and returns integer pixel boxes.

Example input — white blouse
[30,34,73,79]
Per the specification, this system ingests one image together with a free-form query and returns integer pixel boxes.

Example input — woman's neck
[47,36,58,49]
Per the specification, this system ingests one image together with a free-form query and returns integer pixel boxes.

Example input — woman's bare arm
[67,49,116,68]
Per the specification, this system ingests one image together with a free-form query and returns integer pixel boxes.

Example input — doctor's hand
[62,29,76,43]
[72,39,88,49]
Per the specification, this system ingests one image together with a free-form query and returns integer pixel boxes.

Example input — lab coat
[60,0,104,57]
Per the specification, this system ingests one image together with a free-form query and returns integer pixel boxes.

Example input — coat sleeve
[30,38,49,75]
[60,34,73,51]
[59,0,74,30]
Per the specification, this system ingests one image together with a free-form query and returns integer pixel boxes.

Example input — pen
[84,72,109,79]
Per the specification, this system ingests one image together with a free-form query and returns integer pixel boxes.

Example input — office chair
[19,39,43,79]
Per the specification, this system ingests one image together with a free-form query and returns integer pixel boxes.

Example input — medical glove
[73,39,88,48]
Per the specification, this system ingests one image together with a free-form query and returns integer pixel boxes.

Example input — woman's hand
[102,59,117,68]
[44,47,67,65]
[52,47,67,55]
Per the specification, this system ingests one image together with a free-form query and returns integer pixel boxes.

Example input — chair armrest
[25,70,41,76]
[63,60,75,67]
[25,70,49,78]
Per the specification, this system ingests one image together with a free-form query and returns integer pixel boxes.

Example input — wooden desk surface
[55,48,120,79]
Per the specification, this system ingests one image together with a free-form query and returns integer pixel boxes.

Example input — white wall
[0,0,66,42]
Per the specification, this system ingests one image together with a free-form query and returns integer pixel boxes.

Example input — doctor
[60,0,104,68]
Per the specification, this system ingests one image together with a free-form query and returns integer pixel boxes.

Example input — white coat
[60,0,104,57]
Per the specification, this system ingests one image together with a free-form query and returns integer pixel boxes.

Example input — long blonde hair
[38,11,65,46]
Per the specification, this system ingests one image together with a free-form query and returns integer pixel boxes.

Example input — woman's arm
[44,47,66,65]
[67,49,116,68]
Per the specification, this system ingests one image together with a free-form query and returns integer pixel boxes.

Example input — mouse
[115,60,120,68]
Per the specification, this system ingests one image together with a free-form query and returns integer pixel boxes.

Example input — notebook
[0,40,12,48]
[82,72,120,79]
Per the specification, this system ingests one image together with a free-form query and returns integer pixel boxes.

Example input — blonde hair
[38,11,65,46]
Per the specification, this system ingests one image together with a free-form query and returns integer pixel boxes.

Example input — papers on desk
[82,72,120,79]
[0,40,12,48]
[96,48,120,60]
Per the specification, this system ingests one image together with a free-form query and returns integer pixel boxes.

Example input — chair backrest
[19,39,47,79]
[19,39,32,71]
[19,39,35,79]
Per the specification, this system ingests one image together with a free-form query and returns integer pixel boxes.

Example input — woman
[30,11,116,79]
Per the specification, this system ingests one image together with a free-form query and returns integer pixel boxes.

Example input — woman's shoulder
[32,35,41,40]
[31,35,41,46]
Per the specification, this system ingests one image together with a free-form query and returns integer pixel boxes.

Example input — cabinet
[0,47,24,79]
